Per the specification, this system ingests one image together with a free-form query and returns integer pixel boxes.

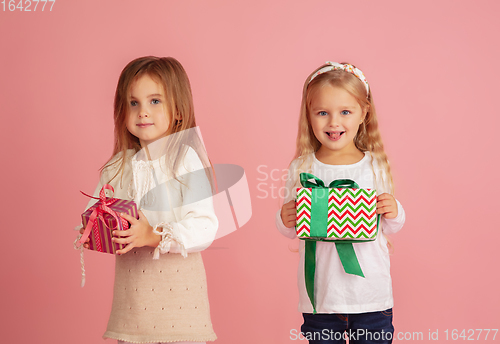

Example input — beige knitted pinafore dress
[103,248,216,343]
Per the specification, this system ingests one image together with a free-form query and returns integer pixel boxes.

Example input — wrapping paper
[79,184,138,254]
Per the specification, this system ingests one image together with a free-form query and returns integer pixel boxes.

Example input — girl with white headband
[276,62,406,343]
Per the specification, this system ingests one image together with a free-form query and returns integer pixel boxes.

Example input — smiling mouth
[326,131,345,140]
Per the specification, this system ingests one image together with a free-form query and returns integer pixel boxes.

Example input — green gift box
[296,176,378,241]
[295,173,381,313]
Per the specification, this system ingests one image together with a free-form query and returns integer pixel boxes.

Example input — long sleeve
[275,159,300,239]
[381,200,405,235]
[137,147,218,257]
[167,149,218,253]
[371,154,406,235]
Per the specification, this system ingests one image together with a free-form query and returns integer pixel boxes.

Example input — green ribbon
[304,241,316,313]
[299,173,376,313]
[300,173,360,189]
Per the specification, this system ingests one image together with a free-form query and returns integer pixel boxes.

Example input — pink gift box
[79,184,138,254]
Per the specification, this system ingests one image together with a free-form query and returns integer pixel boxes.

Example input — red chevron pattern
[327,188,378,240]
[329,194,375,206]
[295,188,312,237]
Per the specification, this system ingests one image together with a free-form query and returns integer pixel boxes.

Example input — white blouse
[130,146,218,257]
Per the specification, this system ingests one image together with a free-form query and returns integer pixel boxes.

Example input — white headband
[309,61,369,96]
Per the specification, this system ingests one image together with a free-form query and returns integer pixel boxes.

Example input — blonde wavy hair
[102,56,213,190]
[293,62,394,195]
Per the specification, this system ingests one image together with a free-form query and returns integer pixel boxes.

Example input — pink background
[1,0,499,342]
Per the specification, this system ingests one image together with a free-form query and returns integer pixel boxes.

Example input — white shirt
[275,152,405,313]
[131,146,218,256]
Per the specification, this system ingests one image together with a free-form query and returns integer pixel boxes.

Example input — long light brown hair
[294,62,394,194]
[102,56,213,190]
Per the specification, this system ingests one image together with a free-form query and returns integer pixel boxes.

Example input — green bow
[299,173,376,313]
[300,173,360,189]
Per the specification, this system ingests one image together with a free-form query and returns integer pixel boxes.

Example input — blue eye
[318,111,328,116]
[341,110,350,115]
[151,99,160,105]
[130,100,138,106]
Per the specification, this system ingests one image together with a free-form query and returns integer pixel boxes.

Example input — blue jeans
[301,309,394,344]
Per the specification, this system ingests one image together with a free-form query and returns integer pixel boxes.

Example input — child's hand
[113,210,161,255]
[79,226,90,249]
[281,200,297,228]
[376,193,398,219]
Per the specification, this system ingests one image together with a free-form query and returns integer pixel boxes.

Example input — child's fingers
[281,199,297,227]
[281,210,296,222]
[284,210,296,219]
[377,194,398,219]
[120,212,137,224]
[79,235,90,243]
[377,205,397,216]
[79,227,90,244]
[383,212,397,219]
[381,208,397,219]
[113,229,131,237]
[113,235,134,245]
[282,200,295,211]
[377,193,391,199]
[378,196,396,206]
[283,205,296,215]
[376,204,393,213]
[377,200,392,208]
[116,243,134,255]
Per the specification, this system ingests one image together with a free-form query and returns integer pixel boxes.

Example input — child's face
[126,74,170,147]
[309,84,365,156]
